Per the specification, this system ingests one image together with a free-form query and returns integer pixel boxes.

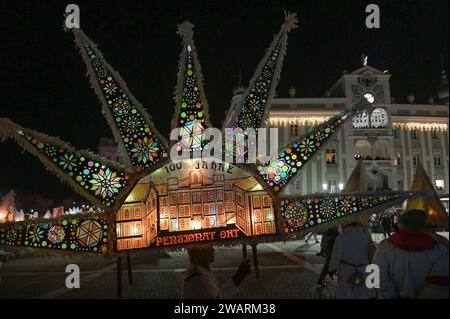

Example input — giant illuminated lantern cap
[0,12,418,253]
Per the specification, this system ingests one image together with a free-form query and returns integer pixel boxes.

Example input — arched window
[370,108,388,128]
[373,140,389,160]
[354,140,372,159]
[352,110,369,128]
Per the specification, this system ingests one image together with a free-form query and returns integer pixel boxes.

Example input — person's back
[373,209,449,299]
[182,263,235,299]
[334,226,372,265]
[181,246,250,299]
[374,235,448,298]
[329,223,376,299]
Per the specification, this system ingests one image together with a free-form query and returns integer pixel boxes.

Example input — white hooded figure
[373,209,449,299]
[329,221,376,299]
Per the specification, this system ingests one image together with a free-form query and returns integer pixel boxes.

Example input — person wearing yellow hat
[373,209,449,298]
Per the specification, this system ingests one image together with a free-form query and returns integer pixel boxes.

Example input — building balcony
[355,155,391,161]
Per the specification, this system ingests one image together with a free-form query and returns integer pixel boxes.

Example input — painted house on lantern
[114,159,277,250]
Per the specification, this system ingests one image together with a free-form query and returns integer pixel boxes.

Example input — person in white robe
[373,209,449,299]
[181,245,250,299]
[329,221,376,299]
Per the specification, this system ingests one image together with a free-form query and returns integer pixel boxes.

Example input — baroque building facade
[229,64,449,212]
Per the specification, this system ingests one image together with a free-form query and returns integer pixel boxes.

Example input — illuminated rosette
[179,120,205,150]
[318,197,338,223]
[47,225,66,244]
[280,198,309,232]
[76,220,104,248]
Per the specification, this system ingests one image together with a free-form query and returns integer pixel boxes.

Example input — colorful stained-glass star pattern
[76,220,104,248]
[17,129,128,207]
[0,214,108,253]
[280,192,406,233]
[80,39,167,170]
[259,111,350,192]
[236,39,283,130]
[177,46,207,148]
[179,120,204,150]
[224,129,249,159]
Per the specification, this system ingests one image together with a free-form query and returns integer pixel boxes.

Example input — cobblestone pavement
[0,233,447,299]
[0,237,335,299]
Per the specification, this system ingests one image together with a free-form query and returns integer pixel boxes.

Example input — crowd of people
[181,209,449,299]
[370,212,400,238]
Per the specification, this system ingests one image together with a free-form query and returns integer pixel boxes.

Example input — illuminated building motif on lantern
[74,29,168,170]
[115,159,277,249]
[280,192,408,233]
[0,214,108,253]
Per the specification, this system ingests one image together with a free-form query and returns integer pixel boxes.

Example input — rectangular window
[411,129,417,139]
[434,153,442,167]
[432,129,438,139]
[326,148,337,165]
[327,180,337,193]
[413,152,421,166]
[436,179,445,191]
[289,124,299,137]
[295,180,302,192]
[394,152,401,166]
[393,129,398,139]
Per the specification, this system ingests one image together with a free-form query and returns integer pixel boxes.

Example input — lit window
[395,152,401,166]
[289,124,299,137]
[326,148,337,164]
[328,180,337,193]
[352,110,369,128]
[436,179,445,191]
[434,153,442,167]
[355,140,372,160]
[370,108,388,128]
[432,129,438,139]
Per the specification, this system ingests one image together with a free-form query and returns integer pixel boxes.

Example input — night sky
[0,0,448,208]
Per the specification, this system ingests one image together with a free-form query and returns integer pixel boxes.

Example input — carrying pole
[117,256,122,298]
[251,244,259,279]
